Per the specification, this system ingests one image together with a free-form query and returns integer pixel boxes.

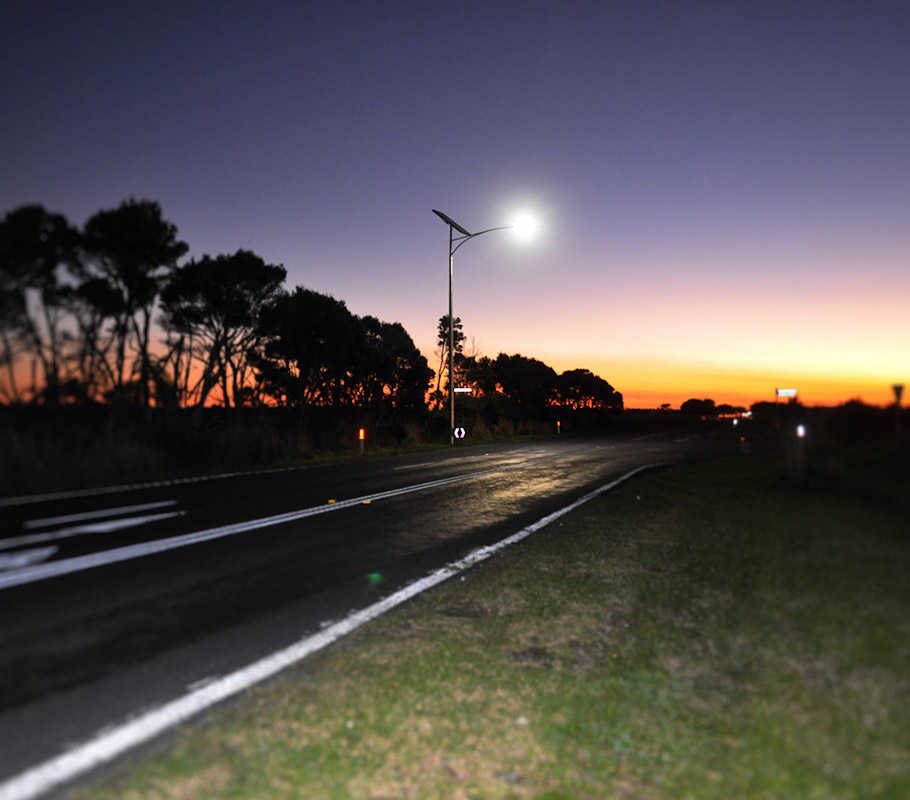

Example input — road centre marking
[0,464,658,800]
[0,466,513,591]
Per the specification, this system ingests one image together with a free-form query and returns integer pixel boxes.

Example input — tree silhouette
[63,274,123,402]
[432,313,464,408]
[0,205,79,403]
[161,250,286,406]
[493,353,557,413]
[458,353,498,397]
[557,368,622,410]
[82,199,188,405]
[357,316,433,411]
[255,287,362,408]
[680,398,716,415]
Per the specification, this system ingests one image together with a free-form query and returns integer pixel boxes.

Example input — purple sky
[3,1,908,406]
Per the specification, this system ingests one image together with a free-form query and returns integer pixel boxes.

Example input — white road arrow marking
[22,501,178,530]
[0,512,186,551]
[0,547,59,571]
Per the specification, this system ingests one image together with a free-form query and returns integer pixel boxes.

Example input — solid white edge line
[0,463,659,800]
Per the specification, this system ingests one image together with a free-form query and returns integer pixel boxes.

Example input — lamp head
[512,213,538,241]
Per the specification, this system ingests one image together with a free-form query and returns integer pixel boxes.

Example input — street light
[432,208,525,444]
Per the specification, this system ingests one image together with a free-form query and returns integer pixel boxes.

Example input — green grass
[80,454,910,799]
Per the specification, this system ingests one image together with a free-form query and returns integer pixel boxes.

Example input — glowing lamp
[512,213,538,241]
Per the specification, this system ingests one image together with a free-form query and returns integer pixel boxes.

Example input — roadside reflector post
[785,422,807,485]
[358,428,365,455]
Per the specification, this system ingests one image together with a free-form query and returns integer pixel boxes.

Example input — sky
[3,0,908,408]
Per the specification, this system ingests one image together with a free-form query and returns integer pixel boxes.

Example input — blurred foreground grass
[81,454,910,799]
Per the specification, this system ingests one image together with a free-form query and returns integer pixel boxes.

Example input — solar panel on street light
[432,209,472,237]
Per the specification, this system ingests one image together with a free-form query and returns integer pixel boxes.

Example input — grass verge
[79,454,910,799]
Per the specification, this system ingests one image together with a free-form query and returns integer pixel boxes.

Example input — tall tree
[0,205,79,403]
[356,316,433,411]
[494,353,557,412]
[680,398,716,416]
[161,250,286,406]
[0,273,27,403]
[459,354,498,397]
[82,199,188,405]
[255,287,362,408]
[557,368,622,410]
[62,275,123,402]
[433,313,464,403]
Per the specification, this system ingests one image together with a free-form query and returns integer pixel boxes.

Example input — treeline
[1,199,622,430]
[0,200,432,413]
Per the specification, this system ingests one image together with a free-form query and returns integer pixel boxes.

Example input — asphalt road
[0,431,731,795]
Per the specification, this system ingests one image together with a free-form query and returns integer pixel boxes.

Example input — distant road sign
[453,427,466,439]
[776,388,797,398]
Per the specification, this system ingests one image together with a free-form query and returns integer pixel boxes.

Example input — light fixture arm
[450,225,512,254]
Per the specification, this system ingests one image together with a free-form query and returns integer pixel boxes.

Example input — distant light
[358,428,365,440]
[512,213,537,241]
[776,388,797,398]
[796,424,806,438]
[454,387,473,393]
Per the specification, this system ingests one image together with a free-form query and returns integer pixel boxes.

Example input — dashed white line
[0,464,657,800]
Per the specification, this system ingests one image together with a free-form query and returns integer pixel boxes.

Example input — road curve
[0,431,729,796]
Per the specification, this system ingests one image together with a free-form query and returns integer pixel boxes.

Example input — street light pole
[432,209,512,444]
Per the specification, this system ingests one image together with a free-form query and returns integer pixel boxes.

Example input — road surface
[0,431,730,796]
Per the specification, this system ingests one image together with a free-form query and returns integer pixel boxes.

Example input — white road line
[0,467,302,509]
[0,466,513,591]
[23,501,178,530]
[0,463,657,800]
[0,547,58,571]
[0,512,186,552]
